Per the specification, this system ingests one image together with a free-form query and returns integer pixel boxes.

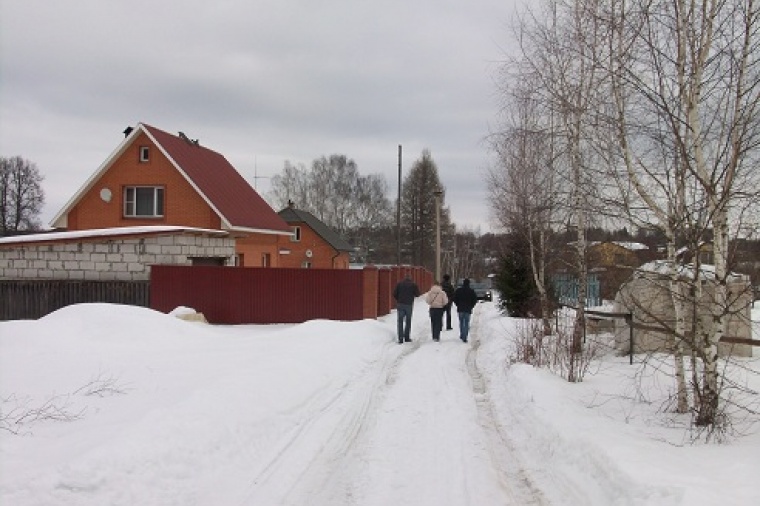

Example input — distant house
[553,240,654,306]
[587,241,654,301]
[50,123,293,267]
[277,202,354,269]
[675,241,715,265]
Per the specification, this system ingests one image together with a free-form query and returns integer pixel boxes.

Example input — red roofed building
[50,123,293,266]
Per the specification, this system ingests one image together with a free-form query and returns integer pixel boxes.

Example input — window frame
[139,146,150,163]
[290,226,301,242]
[123,186,165,218]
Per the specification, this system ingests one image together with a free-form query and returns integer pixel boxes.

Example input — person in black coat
[452,278,478,343]
[441,274,455,330]
[393,274,420,344]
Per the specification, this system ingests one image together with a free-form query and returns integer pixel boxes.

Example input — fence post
[362,265,379,319]
[625,312,634,365]
[377,267,391,316]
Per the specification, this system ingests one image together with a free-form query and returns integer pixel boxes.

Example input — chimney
[123,126,133,138]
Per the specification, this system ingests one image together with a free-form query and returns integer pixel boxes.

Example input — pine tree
[400,150,449,271]
[494,247,537,317]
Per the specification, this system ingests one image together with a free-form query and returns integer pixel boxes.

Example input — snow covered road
[3,300,758,505]
[1,300,549,506]
[235,302,545,505]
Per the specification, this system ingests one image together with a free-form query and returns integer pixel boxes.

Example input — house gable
[51,123,291,236]
[61,130,219,230]
[277,206,353,269]
[277,225,351,269]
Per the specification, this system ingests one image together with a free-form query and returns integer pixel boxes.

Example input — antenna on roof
[178,131,200,146]
[252,155,270,189]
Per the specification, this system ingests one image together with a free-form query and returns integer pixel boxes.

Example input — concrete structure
[0,226,235,281]
[613,260,754,358]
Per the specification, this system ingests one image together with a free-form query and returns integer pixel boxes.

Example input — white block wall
[0,234,236,281]
[613,275,753,358]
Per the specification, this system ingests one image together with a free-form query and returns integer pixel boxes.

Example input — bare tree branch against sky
[0,0,524,232]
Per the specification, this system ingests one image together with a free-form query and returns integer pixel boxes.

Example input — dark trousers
[458,311,472,342]
[396,303,413,342]
[444,303,453,329]
[429,307,445,341]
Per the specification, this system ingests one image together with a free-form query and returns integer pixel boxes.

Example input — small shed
[613,260,754,358]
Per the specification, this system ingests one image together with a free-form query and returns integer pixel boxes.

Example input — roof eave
[227,225,294,237]
[49,126,143,228]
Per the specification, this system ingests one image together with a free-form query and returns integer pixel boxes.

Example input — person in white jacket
[425,281,449,342]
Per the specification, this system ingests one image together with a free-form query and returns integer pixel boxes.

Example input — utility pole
[397,145,402,266]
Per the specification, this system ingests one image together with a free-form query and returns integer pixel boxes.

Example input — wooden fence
[0,280,150,321]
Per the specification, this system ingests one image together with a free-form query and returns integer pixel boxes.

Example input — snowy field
[1,297,759,505]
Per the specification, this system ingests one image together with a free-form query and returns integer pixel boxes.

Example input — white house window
[124,186,164,217]
[290,226,301,242]
[139,146,150,162]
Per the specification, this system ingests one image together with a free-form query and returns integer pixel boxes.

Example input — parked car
[471,282,492,302]
[458,279,492,302]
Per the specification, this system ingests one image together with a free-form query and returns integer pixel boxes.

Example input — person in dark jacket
[452,278,478,343]
[393,274,420,344]
[441,274,455,330]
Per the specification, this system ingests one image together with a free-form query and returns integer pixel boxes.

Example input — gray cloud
[1,0,521,233]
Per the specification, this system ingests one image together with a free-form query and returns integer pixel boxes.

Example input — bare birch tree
[267,155,393,238]
[602,0,760,428]
[489,77,559,335]
[515,0,608,381]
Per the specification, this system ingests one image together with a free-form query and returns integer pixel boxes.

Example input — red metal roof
[142,124,290,234]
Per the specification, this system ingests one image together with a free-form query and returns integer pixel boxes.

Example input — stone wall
[0,234,236,281]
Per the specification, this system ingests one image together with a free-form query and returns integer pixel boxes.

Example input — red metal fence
[150,265,432,324]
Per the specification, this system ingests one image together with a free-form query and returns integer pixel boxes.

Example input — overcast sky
[1,0,523,233]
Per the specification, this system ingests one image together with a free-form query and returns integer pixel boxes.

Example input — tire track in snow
[466,304,549,506]
[238,335,414,506]
[319,305,523,506]
[240,302,550,505]
[293,314,438,505]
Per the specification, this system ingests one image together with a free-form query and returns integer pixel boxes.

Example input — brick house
[277,202,354,269]
[50,123,293,267]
